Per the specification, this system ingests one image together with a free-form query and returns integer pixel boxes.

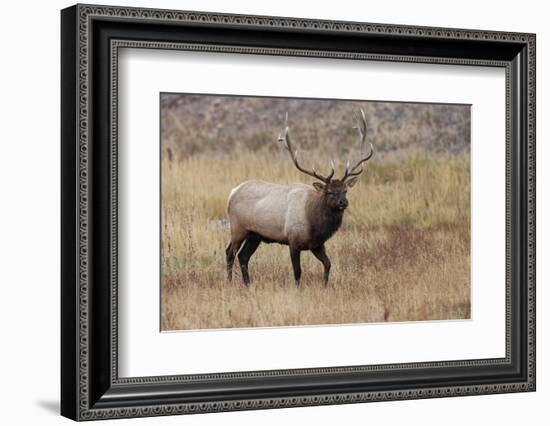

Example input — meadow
[160,95,471,330]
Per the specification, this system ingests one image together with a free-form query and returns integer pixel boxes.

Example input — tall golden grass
[161,150,470,330]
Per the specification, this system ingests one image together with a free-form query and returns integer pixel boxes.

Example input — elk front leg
[289,246,302,286]
[311,245,331,287]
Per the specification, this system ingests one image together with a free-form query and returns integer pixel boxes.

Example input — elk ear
[312,182,325,192]
[346,177,358,188]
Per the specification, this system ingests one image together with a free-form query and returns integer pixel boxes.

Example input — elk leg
[225,241,235,282]
[226,231,246,283]
[237,235,261,286]
[311,245,331,287]
[289,246,302,287]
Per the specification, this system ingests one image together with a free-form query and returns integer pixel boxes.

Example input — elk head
[278,108,374,211]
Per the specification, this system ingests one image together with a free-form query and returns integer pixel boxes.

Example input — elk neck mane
[305,189,344,246]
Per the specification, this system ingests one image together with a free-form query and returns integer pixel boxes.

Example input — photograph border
[61,3,535,420]
[158,90,474,333]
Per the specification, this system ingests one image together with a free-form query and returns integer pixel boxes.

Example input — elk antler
[278,113,335,184]
[342,108,374,182]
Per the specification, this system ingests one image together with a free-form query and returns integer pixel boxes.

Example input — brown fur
[226,178,356,287]
[304,186,344,250]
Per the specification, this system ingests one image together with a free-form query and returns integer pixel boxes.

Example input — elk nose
[338,199,348,209]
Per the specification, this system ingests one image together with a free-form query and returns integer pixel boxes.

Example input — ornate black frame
[61,3,536,421]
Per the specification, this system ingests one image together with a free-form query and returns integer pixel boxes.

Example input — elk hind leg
[225,241,235,282]
[237,234,261,286]
[226,227,247,282]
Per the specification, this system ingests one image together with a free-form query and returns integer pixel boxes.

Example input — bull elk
[226,109,374,287]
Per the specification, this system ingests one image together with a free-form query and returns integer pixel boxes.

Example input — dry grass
[161,151,470,330]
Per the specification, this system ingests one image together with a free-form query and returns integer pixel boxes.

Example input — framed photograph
[61,4,536,421]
